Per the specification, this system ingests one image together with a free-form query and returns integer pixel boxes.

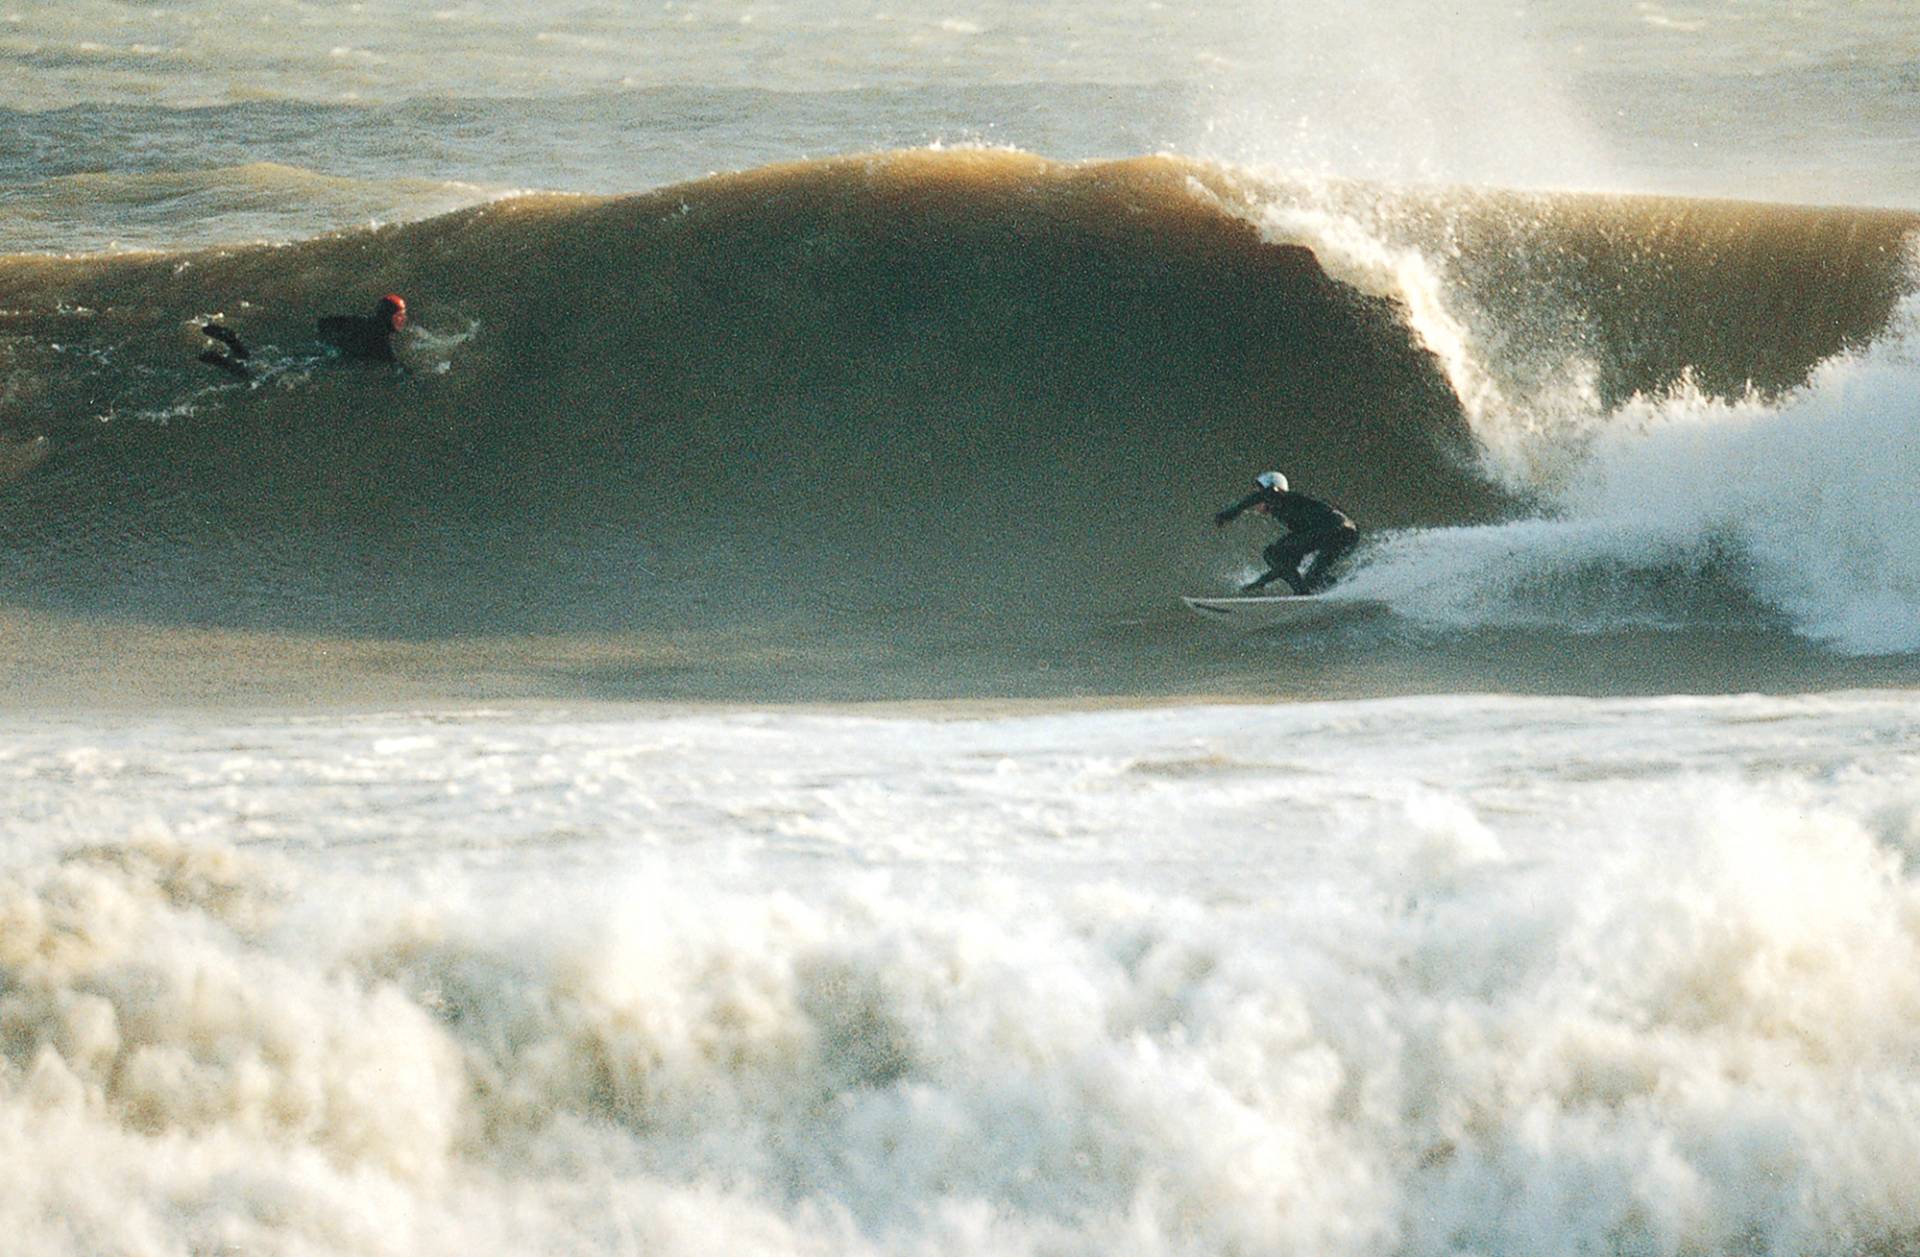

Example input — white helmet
[1255,470,1288,493]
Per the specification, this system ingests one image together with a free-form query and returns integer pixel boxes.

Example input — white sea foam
[2,699,1918,1254]
[1336,291,1920,653]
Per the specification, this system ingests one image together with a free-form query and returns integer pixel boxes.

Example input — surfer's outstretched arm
[1214,492,1262,528]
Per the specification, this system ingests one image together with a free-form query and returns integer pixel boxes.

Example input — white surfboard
[1181,593,1388,628]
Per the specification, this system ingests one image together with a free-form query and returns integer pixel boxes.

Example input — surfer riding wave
[1214,471,1359,595]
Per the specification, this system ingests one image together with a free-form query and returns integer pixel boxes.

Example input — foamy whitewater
[5,2,1920,1254]
[8,697,1920,1255]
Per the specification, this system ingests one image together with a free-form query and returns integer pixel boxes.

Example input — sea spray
[1210,166,1920,652]
[1333,235,1920,652]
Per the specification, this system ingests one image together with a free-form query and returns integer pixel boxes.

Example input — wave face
[0,155,1489,628]
[2,151,1918,698]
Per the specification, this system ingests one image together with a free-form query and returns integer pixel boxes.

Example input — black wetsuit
[316,313,398,362]
[1215,486,1359,594]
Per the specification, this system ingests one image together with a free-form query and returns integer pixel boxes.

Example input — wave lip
[1269,185,1920,657]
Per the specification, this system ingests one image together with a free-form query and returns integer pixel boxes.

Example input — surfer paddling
[195,293,409,378]
[1213,470,1358,595]
[317,293,407,363]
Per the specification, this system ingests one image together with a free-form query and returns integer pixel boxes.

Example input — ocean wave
[0,150,1915,682]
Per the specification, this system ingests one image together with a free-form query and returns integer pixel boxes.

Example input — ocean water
[5,1,1920,1253]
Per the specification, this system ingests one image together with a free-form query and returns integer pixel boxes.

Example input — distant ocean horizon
[7,0,1920,259]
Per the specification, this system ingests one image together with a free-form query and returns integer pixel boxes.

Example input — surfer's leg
[1298,525,1359,593]
[198,349,250,379]
[1243,567,1305,594]
[202,323,251,359]
[198,322,253,377]
[1250,538,1311,594]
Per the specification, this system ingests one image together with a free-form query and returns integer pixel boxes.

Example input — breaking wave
[1,149,1916,692]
